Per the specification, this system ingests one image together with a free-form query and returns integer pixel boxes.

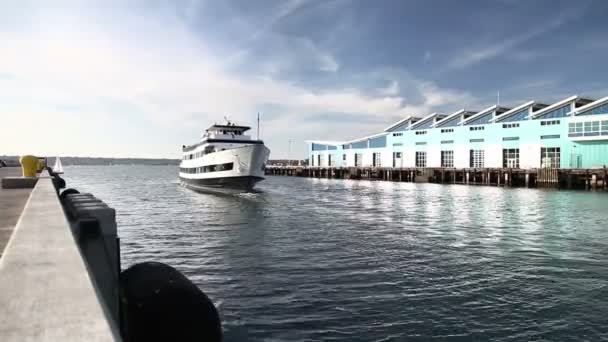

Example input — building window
[354,153,363,167]
[373,153,381,167]
[541,120,560,126]
[415,151,427,168]
[441,140,454,144]
[415,142,427,145]
[470,150,485,168]
[179,163,234,174]
[541,147,560,168]
[502,123,520,128]
[502,137,520,141]
[393,143,403,146]
[392,132,403,137]
[503,148,520,168]
[441,128,454,133]
[469,126,485,131]
[415,131,427,135]
[470,138,484,143]
[541,135,560,140]
[328,155,334,167]
[392,152,402,168]
[343,154,346,161]
[441,150,454,168]
[569,120,608,137]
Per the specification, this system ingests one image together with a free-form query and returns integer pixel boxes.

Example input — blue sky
[2,0,607,159]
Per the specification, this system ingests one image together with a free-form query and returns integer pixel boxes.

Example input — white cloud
[0,2,474,158]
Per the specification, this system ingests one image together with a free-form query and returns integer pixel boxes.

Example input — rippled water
[64,165,608,341]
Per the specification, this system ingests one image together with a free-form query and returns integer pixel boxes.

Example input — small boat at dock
[52,157,64,174]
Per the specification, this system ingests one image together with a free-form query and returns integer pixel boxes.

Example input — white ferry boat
[179,122,270,194]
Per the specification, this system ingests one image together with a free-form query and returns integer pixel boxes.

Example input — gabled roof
[459,105,498,125]
[528,95,594,118]
[411,112,444,129]
[491,101,536,122]
[570,96,608,115]
[432,109,475,127]
[383,115,420,132]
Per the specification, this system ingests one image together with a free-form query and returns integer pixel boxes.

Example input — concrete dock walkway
[0,169,118,341]
[0,167,33,257]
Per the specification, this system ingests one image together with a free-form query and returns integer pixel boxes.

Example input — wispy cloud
[445,9,586,70]
[379,80,399,96]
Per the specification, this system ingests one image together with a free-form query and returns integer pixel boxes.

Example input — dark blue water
[65,165,608,341]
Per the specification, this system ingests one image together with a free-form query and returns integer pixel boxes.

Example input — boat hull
[180,175,264,194]
[179,144,270,194]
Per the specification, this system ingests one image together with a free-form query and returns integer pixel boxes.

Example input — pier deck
[265,166,608,190]
[0,167,33,257]
[0,169,118,341]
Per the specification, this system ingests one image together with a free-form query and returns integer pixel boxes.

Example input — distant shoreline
[0,156,180,166]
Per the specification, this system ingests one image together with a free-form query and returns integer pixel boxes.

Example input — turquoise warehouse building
[308,95,608,170]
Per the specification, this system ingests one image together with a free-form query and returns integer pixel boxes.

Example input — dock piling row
[265,166,608,190]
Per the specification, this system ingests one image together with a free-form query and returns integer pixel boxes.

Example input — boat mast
[257,112,260,140]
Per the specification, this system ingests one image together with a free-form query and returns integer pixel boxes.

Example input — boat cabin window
[204,145,215,154]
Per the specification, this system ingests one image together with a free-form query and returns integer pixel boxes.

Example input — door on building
[503,148,520,168]
[570,153,582,168]
[355,153,363,167]
[541,147,560,168]
[441,150,454,168]
[373,153,381,167]
[393,152,402,168]
[317,155,321,167]
[328,154,333,167]
[415,151,427,168]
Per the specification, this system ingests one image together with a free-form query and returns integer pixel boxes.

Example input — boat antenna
[257,112,260,140]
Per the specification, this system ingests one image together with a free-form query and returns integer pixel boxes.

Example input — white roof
[433,109,466,127]
[305,140,344,146]
[491,101,535,122]
[528,95,579,118]
[411,112,442,129]
[383,115,418,131]
[459,105,497,125]
[344,131,389,144]
[570,96,608,115]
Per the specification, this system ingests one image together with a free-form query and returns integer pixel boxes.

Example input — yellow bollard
[19,155,38,177]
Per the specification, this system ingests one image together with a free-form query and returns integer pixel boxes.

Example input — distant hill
[0,155,180,166]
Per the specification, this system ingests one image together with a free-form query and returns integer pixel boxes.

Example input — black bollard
[60,188,80,202]
[120,262,222,342]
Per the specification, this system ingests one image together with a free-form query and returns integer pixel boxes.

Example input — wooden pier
[265,166,608,190]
